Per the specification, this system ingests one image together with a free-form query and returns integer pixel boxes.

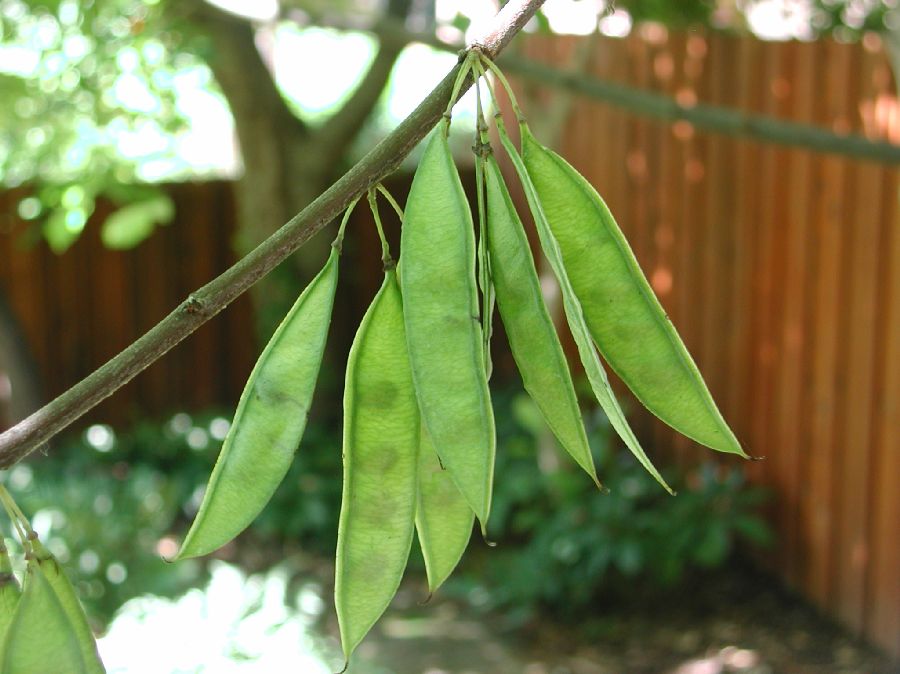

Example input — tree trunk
[177,1,410,335]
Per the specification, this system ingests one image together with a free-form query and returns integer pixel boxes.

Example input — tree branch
[0,0,545,469]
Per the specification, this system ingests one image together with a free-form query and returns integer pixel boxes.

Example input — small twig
[0,0,547,469]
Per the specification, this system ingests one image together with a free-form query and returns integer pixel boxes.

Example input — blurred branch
[183,0,309,141]
[525,30,600,149]
[327,17,900,165]
[500,55,900,165]
[0,0,546,468]
[314,0,414,166]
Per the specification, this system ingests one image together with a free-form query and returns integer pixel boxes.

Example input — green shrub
[0,390,770,630]
[456,392,772,623]
[0,408,344,627]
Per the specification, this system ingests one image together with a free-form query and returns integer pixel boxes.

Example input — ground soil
[347,563,898,674]
[511,564,898,674]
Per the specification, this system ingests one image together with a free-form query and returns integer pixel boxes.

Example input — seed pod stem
[332,197,360,252]
[367,188,395,270]
[376,184,404,220]
[444,51,477,122]
[0,486,32,553]
[479,54,525,122]
[474,74,495,380]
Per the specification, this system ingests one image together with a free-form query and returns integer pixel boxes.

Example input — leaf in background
[450,12,471,32]
[100,194,175,250]
[533,10,551,33]
[693,521,731,567]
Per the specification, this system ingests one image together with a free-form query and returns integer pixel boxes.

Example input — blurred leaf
[43,204,92,252]
[693,521,730,567]
[734,515,774,546]
[44,208,80,252]
[511,393,545,438]
[100,193,175,249]
[450,12,471,32]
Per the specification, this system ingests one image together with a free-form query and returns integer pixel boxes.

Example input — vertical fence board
[833,46,885,631]
[777,41,815,586]
[727,36,765,460]
[803,38,849,610]
[866,167,900,659]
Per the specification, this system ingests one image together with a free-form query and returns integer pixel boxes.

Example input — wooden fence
[0,182,257,424]
[509,30,899,659]
[0,30,897,659]
[0,174,423,428]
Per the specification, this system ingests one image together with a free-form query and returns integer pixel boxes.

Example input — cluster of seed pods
[174,51,746,667]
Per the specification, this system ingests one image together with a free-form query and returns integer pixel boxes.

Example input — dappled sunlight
[273,26,377,121]
[651,266,673,296]
[98,562,337,673]
[670,647,762,674]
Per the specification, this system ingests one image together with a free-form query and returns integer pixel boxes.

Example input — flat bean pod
[496,119,673,493]
[31,540,105,674]
[0,546,19,647]
[335,270,419,662]
[177,247,340,560]
[520,125,745,457]
[0,559,86,674]
[400,125,496,529]
[415,426,474,594]
[483,155,599,484]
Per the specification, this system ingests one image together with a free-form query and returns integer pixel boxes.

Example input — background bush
[0,385,770,631]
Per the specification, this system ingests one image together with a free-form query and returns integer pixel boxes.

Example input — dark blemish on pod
[359,380,399,410]
[254,380,309,414]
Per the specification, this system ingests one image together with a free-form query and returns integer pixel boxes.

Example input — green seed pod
[0,558,87,674]
[415,425,474,594]
[0,544,20,647]
[335,270,419,662]
[496,119,672,493]
[400,125,496,530]
[177,247,340,559]
[30,539,105,674]
[520,125,745,457]
[483,153,599,484]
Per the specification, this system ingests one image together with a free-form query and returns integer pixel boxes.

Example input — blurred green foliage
[456,391,772,625]
[0,407,344,629]
[0,0,211,250]
[0,387,770,633]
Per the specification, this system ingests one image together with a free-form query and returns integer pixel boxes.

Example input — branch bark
[0,0,545,469]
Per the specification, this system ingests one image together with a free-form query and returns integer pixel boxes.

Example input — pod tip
[590,473,607,493]
[418,591,434,607]
[335,658,350,674]
[477,520,497,547]
[165,543,193,564]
